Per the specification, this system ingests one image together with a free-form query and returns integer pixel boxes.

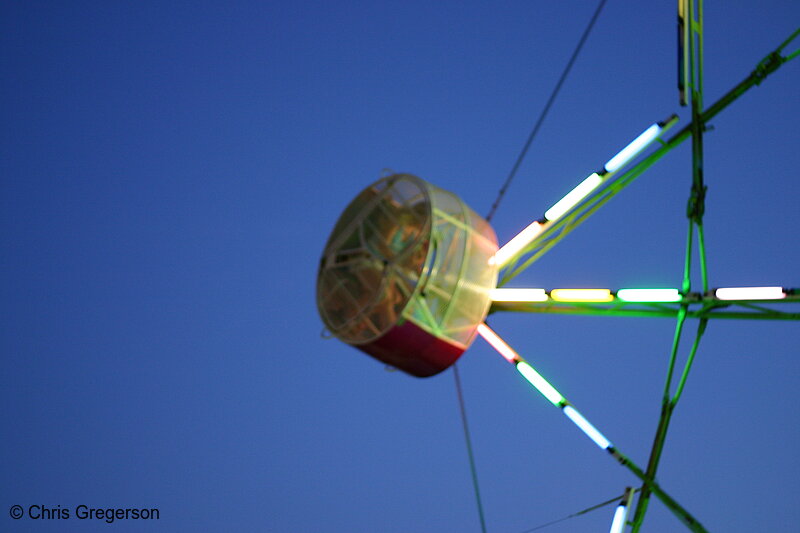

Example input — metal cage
[317,174,498,376]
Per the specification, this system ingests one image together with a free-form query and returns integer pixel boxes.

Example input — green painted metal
[673,319,707,404]
[491,15,799,532]
[498,116,679,285]
[697,224,709,293]
[775,28,800,62]
[490,291,800,320]
[631,2,706,528]
[498,26,798,287]
[663,308,689,402]
[494,336,708,531]
[608,447,708,533]
[492,306,800,320]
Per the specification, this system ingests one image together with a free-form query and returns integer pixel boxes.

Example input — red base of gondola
[354,319,467,377]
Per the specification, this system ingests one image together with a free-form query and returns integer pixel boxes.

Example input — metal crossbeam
[498,27,798,287]
[491,291,800,321]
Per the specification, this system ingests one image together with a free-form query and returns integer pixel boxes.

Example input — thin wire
[485,0,608,222]
[518,489,638,533]
[455,2,609,529]
[453,362,488,533]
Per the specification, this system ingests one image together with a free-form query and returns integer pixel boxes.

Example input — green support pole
[494,16,800,533]
[609,447,708,533]
[491,23,800,532]
[631,2,706,529]
[498,26,799,286]
[483,328,709,532]
[630,2,704,528]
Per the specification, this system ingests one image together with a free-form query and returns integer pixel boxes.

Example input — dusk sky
[2,2,799,532]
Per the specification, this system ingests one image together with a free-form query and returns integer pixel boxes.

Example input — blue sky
[2,2,799,532]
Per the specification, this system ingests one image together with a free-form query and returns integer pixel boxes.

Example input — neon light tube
[563,405,612,450]
[604,123,662,173]
[544,173,603,221]
[715,286,785,300]
[491,221,545,268]
[616,288,682,302]
[476,323,519,363]
[490,288,548,302]
[609,504,628,533]
[516,361,564,406]
[550,288,614,302]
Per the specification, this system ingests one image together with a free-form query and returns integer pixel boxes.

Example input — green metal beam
[609,447,708,533]
[492,22,800,533]
[492,305,800,321]
[490,291,800,320]
[498,26,799,287]
[632,2,706,529]
[479,324,708,532]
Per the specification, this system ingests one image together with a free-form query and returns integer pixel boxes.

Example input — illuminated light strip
[604,123,662,173]
[550,288,614,302]
[543,173,604,222]
[490,118,675,271]
[616,288,682,302]
[479,324,618,454]
[562,405,612,450]
[490,221,546,268]
[476,323,519,363]
[516,361,565,406]
[490,288,548,302]
[715,286,786,301]
[477,324,563,405]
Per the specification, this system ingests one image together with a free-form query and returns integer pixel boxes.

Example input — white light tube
[609,504,628,533]
[490,221,546,268]
[604,123,662,173]
[715,286,786,301]
[544,173,603,222]
[490,288,548,302]
[616,288,682,302]
[562,405,611,450]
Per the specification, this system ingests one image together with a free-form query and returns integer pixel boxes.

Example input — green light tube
[515,361,564,406]
[489,288,548,302]
[617,288,682,302]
